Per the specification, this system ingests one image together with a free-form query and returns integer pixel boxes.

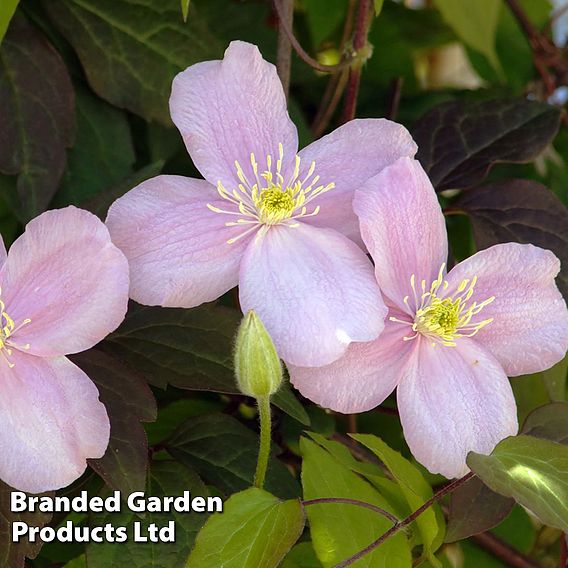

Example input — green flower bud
[234,310,283,398]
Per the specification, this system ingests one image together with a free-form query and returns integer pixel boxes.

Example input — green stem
[254,395,272,489]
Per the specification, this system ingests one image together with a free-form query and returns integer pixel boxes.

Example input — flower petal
[397,337,518,479]
[170,41,298,189]
[288,317,415,413]
[0,352,109,493]
[239,223,386,367]
[106,175,253,308]
[3,207,129,357]
[353,157,448,313]
[299,119,417,243]
[445,243,568,376]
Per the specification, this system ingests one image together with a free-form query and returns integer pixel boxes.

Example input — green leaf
[0,481,52,568]
[0,0,18,43]
[87,461,208,567]
[304,0,347,46]
[188,488,304,568]
[445,476,514,542]
[283,542,323,567]
[42,0,272,126]
[166,413,300,499]
[53,86,135,207]
[374,0,385,16]
[412,99,561,191]
[432,0,501,73]
[542,356,568,401]
[103,303,309,424]
[0,14,75,221]
[181,0,190,22]
[454,179,568,300]
[352,434,445,565]
[70,349,157,494]
[301,437,412,568]
[521,401,568,445]
[467,435,568,532]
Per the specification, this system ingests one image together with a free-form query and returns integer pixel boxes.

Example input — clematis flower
[0,207,129,493]
[105,41,417,367]
[289,157,568,478]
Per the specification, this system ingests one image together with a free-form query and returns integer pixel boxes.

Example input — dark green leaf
[70,349,157,494]
[84,161,165,219]
[0,482,52,568]
[166,413,300,499]
[467,435,568,532]
[445,476,514,542]
[42,0,223,125]
[86,460,208,567]
[103,303,309,424]
[521,401,568,445]
[53,86,135,207]
[454,179,568,299]
[301,437,411,568]
[413,99,561,190]
[0,14,74,220]
[188,487,304,568]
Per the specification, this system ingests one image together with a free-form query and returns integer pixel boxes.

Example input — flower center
[257,187,296,224]
[390,264,495,347]
[0,293,31,367]
[207,143,335,243]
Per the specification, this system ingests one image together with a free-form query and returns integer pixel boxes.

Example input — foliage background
[0,0,568,567]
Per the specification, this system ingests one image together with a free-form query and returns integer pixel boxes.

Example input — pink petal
[170,41,298,189]
[2,207,129,357]
[299,119,417,244]
[106,175,253,308]
[239,223,386,367]
[397,337,518,479]
[289,316,416,413]
[353,158,448,313]
[0,351,109,493]
[445,243,568,376]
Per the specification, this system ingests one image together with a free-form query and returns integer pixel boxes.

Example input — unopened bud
[234,310,283,398]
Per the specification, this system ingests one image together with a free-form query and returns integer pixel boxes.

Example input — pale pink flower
[106,41,417,367]
[0,207,129,493]
[290,157,568,478]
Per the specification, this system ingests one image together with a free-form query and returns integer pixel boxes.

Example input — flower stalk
[254,395,272,489]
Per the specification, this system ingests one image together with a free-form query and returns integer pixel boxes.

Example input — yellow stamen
[207,142,335,242]
[392,263,495,347]
[0,291,31,367]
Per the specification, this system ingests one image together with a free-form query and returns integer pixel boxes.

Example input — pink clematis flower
[105,41,418,367]
[0,207,129,493]
[289,157,568,478]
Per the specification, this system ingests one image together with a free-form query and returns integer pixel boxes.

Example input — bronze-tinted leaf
[446,476,514,542]
[0,14,74,220]
[0,481,52,568]
[413,99,561,190]
[454,179,568,299]
[71,349,157,494]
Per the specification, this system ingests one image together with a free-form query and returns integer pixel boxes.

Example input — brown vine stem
[471,532,542,568]
[276,0,294,98]
[302,497,399,525]
[272,0,353,73]
[341,0,373,123]
[333,472,476,568]
[560,534,568,568]
[504,0,566,96]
